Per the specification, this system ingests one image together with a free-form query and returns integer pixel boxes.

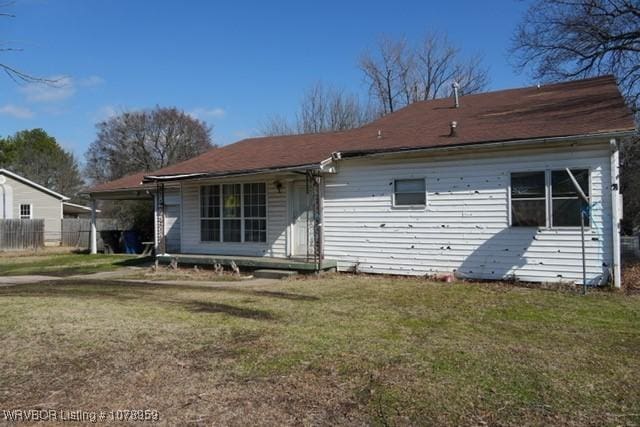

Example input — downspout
[610,138,622,288]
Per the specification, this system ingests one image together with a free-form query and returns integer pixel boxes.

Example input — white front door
[164,204,181,253]
[290,182,313,257]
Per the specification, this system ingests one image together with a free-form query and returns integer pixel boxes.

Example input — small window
[19,204,31,219]
[511,172,546,226]
[394,179,426,206]
[552,169,589,227]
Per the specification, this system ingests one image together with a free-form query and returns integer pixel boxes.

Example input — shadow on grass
[217,288,319,302]
[0,283,139,302]
[185,301,276,320]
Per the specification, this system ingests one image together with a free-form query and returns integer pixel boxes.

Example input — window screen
[510,172,546,226]
[551,169,589,227]
[394,179,426,206]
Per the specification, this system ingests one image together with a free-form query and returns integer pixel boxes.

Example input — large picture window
[200,182,267,243]
[510,169,590,228]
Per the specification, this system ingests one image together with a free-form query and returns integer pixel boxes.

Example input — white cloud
[78,75,105,87]
[189,107,226,120]
[20,75,75,103]
[92,105,119,122]
[0,104,35,119]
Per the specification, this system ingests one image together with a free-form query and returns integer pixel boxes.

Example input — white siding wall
[3,174,62,243]
[179,178,287,257]
[323,144,613,284]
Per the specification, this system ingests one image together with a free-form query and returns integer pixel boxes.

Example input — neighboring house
[0,169,91,244]
[88,76,637,287]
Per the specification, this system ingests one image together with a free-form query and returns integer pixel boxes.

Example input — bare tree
[512,0,640,111]
[85,106,214,183]
[359,36,414,114]
[360,33,489,114]
[260,82,373,136]
[0,2,53,84]
[511,0,640,232]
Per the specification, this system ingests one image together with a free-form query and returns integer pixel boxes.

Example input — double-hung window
[394,179,426,207]
[510,172,546,226]
[510,169,590,228]
[200,183,267,242]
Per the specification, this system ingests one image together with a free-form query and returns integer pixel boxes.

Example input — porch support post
[610,138,621,288]
[90,197,97,255]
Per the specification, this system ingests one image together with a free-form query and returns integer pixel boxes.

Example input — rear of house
[88,76,637,287]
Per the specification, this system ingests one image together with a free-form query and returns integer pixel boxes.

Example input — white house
[88,76,637,287]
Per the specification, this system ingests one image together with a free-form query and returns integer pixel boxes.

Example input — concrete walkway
[0,275,62,286]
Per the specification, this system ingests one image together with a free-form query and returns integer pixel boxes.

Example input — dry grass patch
[0,276,639,425]
[126,266,246,282]
[0,252,149,276]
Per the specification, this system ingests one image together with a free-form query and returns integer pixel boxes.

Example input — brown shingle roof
[90,75,635,193]
[89,171,149,193]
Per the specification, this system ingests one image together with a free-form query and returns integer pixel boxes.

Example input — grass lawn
[0,252,149,276]
[0,276,638,425]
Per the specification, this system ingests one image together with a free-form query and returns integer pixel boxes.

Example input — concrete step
[253,269,298,280]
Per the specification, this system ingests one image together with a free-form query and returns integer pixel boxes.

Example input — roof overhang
[142,163,322,183]
[63,202,101,214]
[332,130,637,161]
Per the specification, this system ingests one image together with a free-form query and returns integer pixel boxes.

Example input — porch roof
[88,75,635,196]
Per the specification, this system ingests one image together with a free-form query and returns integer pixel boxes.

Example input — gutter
[331,130,637,161]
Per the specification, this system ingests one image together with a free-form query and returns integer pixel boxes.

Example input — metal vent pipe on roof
[449,121,458,137]
[452,82,460,108]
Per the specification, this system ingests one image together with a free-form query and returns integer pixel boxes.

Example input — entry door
[164,204,181,253]
[290,182,313,257]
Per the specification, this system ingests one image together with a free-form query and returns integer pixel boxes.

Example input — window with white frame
[200,183,267,243]
[394,179,426,206]
[19,204,32,219]
[510,169,590,227]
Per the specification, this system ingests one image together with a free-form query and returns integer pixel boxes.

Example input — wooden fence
[0,219,44,250]
[61,218,122,251]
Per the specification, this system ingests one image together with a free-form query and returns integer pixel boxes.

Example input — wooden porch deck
[156,253,337,272]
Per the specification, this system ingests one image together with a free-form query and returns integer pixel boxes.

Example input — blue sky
[0,0,532,162]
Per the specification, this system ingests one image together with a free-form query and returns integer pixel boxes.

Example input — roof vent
[377,129,382,139]
[449,121,458,137]
[452,82,460,108]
